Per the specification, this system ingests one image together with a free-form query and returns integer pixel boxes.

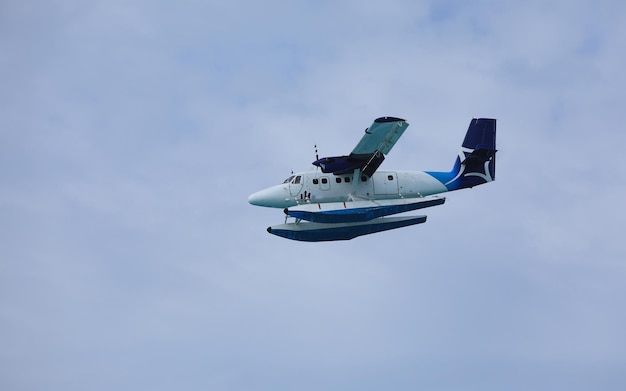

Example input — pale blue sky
[1,1,626,390]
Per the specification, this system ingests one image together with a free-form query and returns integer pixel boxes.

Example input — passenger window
[335,177,341,183]
[321,178,328,184]
[388,175,394,181]
[313,178,319,185]
[345,177,350,183]
[361,176,367,182]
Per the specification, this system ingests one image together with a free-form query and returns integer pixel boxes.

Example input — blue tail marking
[427,118,497,191]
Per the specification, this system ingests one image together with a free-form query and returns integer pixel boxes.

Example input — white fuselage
[248,170,449,208]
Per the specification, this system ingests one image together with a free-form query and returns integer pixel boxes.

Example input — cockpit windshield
[283,175,302,184]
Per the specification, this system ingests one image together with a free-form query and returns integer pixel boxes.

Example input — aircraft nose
[248,185,292,207]
[247,191,265,206]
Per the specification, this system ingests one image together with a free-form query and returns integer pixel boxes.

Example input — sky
[1,0,626,390]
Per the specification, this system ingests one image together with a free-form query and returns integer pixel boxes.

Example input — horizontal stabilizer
[267,215,428,242]
[285,196,445,223]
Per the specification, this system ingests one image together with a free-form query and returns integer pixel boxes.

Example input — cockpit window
[283,175,294,184]
[293,175,301,184]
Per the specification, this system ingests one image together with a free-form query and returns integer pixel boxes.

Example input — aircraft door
[289,175,303,197]
[373,172,399,195]
[319,176,330,191]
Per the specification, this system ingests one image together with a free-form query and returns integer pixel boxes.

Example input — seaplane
[248,116,496,242]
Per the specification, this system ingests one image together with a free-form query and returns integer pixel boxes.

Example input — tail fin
[427,118,497,191]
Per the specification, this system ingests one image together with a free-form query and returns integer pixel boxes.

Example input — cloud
[1,1,626,390]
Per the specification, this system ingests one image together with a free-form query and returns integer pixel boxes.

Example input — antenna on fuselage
[313,144,320,171]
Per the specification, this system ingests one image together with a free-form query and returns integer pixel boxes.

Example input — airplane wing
[352,116,408,156]
[313,117,408,177]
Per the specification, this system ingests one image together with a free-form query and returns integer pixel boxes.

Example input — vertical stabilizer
[427,118,497,191]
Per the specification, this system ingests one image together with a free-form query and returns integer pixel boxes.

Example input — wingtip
[375,116,406,123]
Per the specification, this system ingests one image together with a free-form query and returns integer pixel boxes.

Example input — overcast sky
[2,1,626,390]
